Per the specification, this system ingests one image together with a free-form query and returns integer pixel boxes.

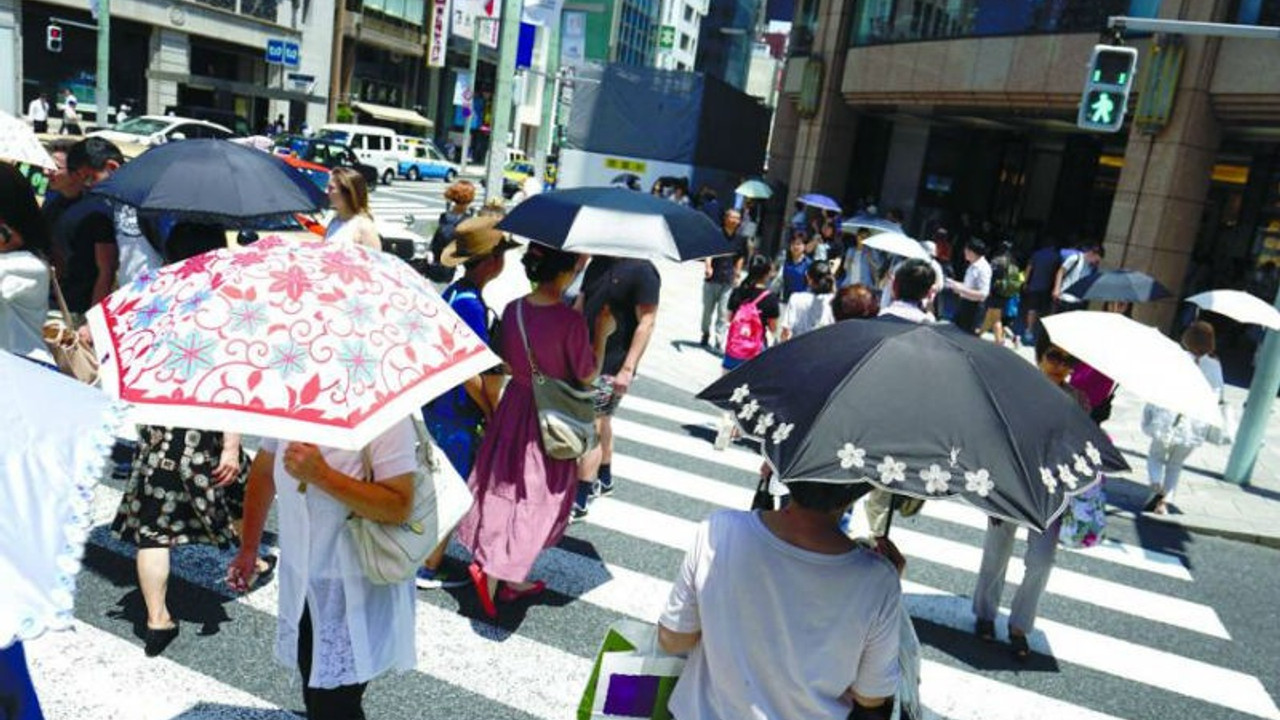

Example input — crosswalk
[368,185,449,225]
[25,377,1280,720]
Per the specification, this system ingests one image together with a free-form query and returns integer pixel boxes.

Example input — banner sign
[427,0,451,67]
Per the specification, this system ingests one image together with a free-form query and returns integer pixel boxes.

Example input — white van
[318,123,399,185]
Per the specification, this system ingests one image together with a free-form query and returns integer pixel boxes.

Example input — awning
[351,101,433,128]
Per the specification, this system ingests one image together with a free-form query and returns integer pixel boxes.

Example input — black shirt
[52,195,116,313]
[707,229,747,284]
[727,285,781,324]
[582,257,661,376]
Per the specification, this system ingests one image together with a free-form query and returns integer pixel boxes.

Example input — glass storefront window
[1237,0,1280,26]
[850,0,1161,47]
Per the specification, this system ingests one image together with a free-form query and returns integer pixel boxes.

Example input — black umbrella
[1065,269,1170,303]
[697,320,1128,532]
[495,186,730,261]
[91,139,328,227]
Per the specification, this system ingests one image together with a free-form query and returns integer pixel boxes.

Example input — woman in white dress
[325,167,381,251]
[227,420,417,720]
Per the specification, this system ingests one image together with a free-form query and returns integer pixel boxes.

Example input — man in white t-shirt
[944,237,991,333]
[27,93,50,134]
[659,482,902,720]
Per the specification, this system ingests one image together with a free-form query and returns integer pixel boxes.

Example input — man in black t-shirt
[52,138,123,315]
[573,256,661,520]
[700,209,747,349]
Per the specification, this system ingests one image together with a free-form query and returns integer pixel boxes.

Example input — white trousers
[972,517,1059,634]
[1146,437,1195,498]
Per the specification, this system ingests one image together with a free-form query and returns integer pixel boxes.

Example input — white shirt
[114,206,164,288]
[661,510,902,720]
[258,419,418,688]
[962,256,991,301]
[0,251,53,364]
[879,300,935,324]
[782,291,834,338]
[27,98,48,123]
[1059,253,1095,298]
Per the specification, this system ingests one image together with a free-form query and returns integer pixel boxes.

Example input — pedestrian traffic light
[46,23,63,53]
[1077,45,1138,133]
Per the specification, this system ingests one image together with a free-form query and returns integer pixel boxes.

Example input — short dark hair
[46,138,77,156]
[893,259,936,303]
[786,481,865,512]
[832,283,880,321]
[966,238,988,257]
[1084,243,1105,258]
[521,245,578,283]
[67,137,123,173]
[166,222,226,263]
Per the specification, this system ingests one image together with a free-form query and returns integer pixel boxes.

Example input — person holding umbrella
[324,167,380,251]
[455,245,616,619]
[973,330,1091,661]
[1140,321,1225,515]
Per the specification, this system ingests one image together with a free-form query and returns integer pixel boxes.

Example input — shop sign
[426,0,451,67]
[605,157,646,173]
[560,10,586,67]
[658,25,675,50]
[797,56,823,119]
[452,0,500,48]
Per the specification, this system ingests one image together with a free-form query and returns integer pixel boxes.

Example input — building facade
[12,0,334,130]
[695,0,762,89]
[611,0,658,66]
[655,0,707,71]
[768,0,1280,380]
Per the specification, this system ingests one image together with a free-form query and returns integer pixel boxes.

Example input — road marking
[920,500,1193,581]
[617,394,720,429]
[917,660,1128,720]
[26,620,287,720]
[610,417,761,472]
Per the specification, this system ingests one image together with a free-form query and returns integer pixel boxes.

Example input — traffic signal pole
[1107,15,1280,484]
[533,12,562,182]
[484,0,524,201]
[96,0,110,126]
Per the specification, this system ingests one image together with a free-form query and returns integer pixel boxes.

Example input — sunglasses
[1045,349,1078,368]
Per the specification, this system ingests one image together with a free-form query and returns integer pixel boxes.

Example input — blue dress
[422,279,491,477]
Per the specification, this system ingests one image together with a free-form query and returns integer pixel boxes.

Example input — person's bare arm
[283,442,414,524]
[226,451,276,592]
[1052,264,1066,300]
[91,243,118,306]
[611,304,656,395]
[657,624,701,655]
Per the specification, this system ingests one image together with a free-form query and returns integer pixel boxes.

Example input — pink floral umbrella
[86,236,500,450]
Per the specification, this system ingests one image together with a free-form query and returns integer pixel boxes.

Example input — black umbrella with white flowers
[697,320,1128,532]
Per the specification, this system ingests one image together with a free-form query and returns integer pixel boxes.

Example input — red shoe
[468,563,498,620]
[497,580,547,603]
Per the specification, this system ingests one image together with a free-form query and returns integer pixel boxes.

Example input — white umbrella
[0,110,57,169]
[860,231,928,260]
[1040,312,1221,425]
[841,216,903,235]
[735,179,773,199]
[1186,290,1280,330]
[1,351,125,647]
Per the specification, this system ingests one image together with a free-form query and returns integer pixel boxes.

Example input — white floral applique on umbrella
[964,469,994,497]
[837,442,866,470]
[920,464,952,495]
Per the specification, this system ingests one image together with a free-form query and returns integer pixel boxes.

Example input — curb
[1108,508,1280,549]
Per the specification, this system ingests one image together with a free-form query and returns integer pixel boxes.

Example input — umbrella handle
[882,494,897,538]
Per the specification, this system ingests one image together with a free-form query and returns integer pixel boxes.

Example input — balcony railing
[189,0,279,22]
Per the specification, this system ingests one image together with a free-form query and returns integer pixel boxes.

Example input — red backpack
[725,290,771,361]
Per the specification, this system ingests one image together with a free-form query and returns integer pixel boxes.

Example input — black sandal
[1010,633,1030,661]
[974,619,996,642]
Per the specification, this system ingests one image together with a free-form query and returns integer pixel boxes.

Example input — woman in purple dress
[456,245,614,619]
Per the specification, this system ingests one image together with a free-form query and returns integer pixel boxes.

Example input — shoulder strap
[514,299,542,378]
[47,266,75,328]
[745,289,770,309]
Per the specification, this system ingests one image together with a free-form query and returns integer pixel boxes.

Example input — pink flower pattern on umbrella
[87,236,499,450]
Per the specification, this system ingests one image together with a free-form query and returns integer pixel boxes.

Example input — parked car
[399,142,459,182]
[316,123,399,185]
[163,105,251,137]
[89,115,234,146]
[272,134,379,191]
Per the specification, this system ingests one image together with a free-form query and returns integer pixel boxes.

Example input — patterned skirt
[110,426,249,549]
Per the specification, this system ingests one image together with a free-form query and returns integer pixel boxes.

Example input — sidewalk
[634,258,1280,549]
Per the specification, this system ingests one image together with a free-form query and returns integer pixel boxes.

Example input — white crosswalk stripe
[31,383,1280,720]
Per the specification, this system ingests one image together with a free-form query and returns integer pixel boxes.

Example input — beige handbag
[347,419,475,585]
[42,269,99,384]
[516,299,599,461]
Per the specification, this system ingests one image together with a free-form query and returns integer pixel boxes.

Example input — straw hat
[439,215,520,267]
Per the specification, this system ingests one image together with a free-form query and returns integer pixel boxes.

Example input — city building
[611,0,659,66]
[9,0,335,130]
[331,0,433,126]
[655,0,707,71]
[768,0,1280,378]
[695,0,763,89]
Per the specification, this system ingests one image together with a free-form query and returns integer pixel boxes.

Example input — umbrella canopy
[1,350,125,646]
[735,179,773,199]
[797,193,841,213]
[841,216,903,235]
[697,321,1127,532]
[1186,289,1280,330]
[1064,269,1171,303]
[0,110,57,169]
[860,231,928,260]
[494,186,730,261]
[86,236,500,450]
[1040,311,1221,424]
[91,139,328,227]
[611,173,641,190]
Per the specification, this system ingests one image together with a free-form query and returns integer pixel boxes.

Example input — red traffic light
[48,25,62,38]
[46,23,63,52]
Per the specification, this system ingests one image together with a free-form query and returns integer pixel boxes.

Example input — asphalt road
[23,363,1280,720]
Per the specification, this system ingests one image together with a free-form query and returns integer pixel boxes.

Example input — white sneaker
[714,418,733,451]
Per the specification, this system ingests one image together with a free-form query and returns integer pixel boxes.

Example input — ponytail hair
[806,260,834,294]
[744,253,772,286]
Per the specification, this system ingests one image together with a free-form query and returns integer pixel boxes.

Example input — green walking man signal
[1077,45,1138,133]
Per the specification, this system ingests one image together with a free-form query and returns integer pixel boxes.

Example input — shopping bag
[578,619,685,720]
[1059,481,1107,549]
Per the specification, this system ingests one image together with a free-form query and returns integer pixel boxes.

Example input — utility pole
[458,15,489,175]
[1108,14,1280,484]
[533,11,563,182]
[95,0,110,126]
[484,0,523,200]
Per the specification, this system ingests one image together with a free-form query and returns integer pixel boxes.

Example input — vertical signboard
[560,10,586,67]
[426,0,451,67]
